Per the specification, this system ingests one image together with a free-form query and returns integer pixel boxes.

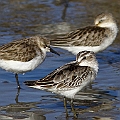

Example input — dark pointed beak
[49,46,60,56]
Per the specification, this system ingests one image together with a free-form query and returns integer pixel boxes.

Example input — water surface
[0,0,120,120]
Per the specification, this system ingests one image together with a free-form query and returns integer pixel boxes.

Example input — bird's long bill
[49,46,60,56]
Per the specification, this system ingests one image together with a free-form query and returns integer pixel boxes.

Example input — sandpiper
[0,35,60,89]
[24,51,98,99]
[50,13,118,55]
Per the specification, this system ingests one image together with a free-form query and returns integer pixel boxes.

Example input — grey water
[0,0,120,120]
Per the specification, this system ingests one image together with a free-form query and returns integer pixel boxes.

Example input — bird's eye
[44,45,47,48]
[99,19,104,23]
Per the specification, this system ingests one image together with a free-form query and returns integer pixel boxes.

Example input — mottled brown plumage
[50,13,118,55]
[0,36,48,62]
[51,26,109,46]
[24,51,98,99]
[0,35,59,89]
[29,64,95,89]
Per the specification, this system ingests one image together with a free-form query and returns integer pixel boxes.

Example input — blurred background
[0,0,120,120]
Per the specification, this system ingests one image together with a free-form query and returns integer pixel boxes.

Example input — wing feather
[50,26,109,46]
[33,62,95,90]
[0,38,41,62]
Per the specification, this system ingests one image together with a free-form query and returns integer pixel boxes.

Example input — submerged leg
[15,88,20,103]
[70,99,77,118]
[15,73,21,89]
[63,97,68,117]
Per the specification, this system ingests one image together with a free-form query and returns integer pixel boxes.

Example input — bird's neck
[107,23,118,34]
[80,61,99,73]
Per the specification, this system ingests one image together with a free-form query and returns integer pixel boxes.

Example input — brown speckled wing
[33,62,95,89]
[50,26,110,46]
[0,38,41,62]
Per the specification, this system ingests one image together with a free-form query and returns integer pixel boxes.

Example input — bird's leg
[70,99,77,118]
[63,97,68,118]
[15,73,21,89]
[15,88,20,103]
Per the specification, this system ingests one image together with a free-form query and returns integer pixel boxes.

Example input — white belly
[53,33,117,55]
[56,46,102,55]
[0,56,45,74]
[29,76,93,99]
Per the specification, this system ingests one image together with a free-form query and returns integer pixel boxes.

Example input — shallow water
[0,0,120,120]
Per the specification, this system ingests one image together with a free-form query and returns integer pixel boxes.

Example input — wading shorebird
[50,13,118,55]
[0,36,60,89]
[24,51,98,117]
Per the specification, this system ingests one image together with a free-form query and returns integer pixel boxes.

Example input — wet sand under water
[0,0,120,120]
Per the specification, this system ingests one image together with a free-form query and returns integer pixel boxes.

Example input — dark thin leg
[15,88,20,103]
[61,0,69,20]
[64,97,68,118]
[15,73,21,89]
[70,99,77,118]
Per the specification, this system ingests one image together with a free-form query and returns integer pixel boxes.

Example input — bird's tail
[24,81,36,86]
